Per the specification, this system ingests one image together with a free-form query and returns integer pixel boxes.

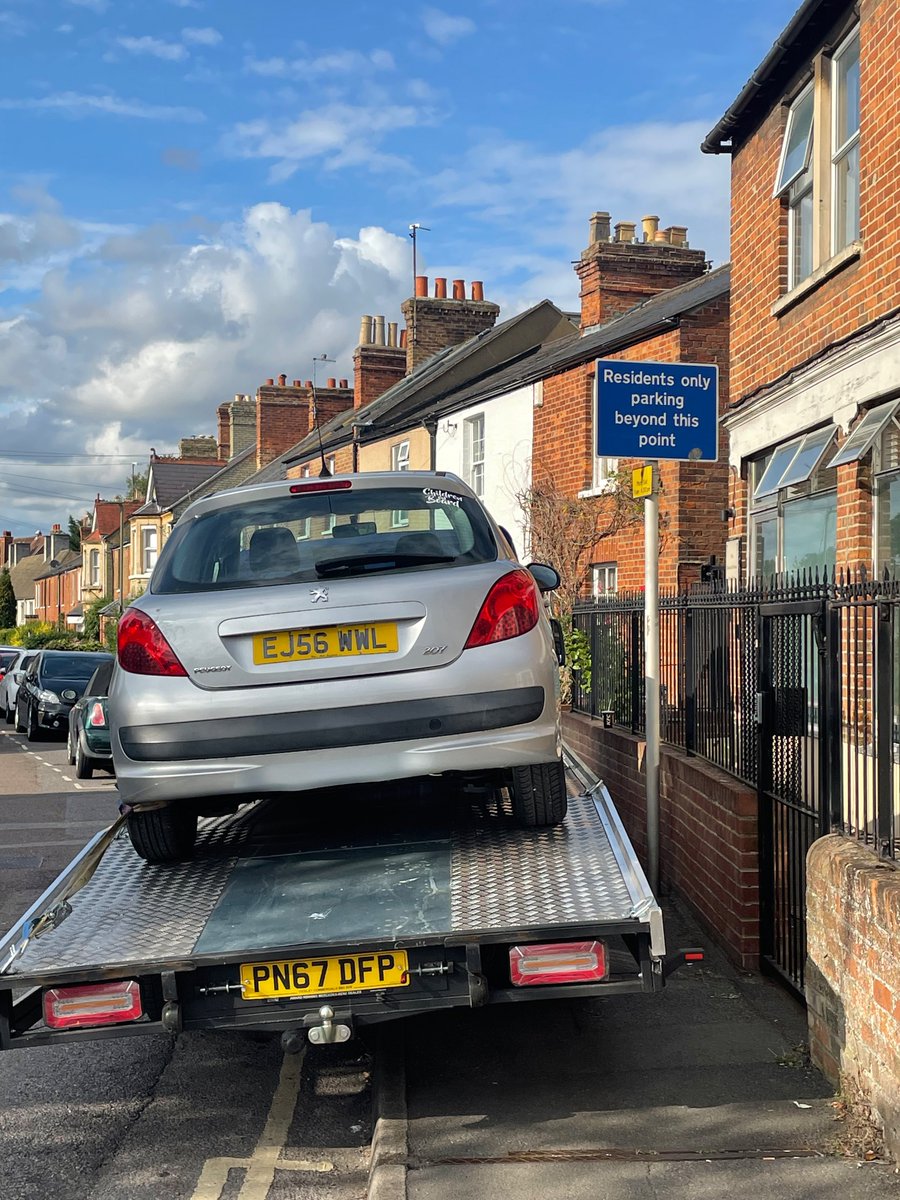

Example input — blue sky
[0,0,799,535]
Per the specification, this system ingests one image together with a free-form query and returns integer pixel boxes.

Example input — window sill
[578,482,617,498]
[771,240,862,317]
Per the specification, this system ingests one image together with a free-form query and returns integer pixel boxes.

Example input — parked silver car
[111,472,564,862]
[1,649,35,724]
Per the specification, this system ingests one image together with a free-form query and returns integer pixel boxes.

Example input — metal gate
[756,599,829,994]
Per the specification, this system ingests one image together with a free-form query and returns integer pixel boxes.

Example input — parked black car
[67,658,115,779]
[16,650,114,741]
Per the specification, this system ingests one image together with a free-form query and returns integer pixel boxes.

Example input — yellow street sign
[632,465,653,499]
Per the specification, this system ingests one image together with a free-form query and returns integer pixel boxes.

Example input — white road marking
[190,1049,334,1200]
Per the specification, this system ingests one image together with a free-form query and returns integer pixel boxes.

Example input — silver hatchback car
[111,472,565,862]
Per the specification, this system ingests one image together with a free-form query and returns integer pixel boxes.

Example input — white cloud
[227,101,429,178]
[0,201,411,533]
[244,47,395,79]
[182,25,221,46]
[117,35,188,61]
[421,7,476,45]
[0,91,205,122]
[56,23,75,33]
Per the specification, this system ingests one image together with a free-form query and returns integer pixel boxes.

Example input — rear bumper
[120,687,544,762]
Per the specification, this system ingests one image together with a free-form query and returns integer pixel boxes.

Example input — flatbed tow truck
[0,752,700,1052]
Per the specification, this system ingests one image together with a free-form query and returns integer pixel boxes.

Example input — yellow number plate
[253,622,398,665]
[240,950,410,1000]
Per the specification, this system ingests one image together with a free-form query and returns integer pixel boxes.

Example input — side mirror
[527,562,561,593]
[12,671,23,683]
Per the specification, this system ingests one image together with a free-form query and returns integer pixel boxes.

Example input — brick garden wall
[806,835,900,1160]
[563,711,760,969]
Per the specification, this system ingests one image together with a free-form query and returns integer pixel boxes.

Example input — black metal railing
[571,569,899,860]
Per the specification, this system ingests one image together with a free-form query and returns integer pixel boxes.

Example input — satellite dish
[50,559,60,568]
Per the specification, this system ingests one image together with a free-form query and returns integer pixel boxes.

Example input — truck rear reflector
[43,980,143,1029]
[509,940,607,987]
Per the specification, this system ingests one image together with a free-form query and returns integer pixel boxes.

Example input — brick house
[34,548,81,628]
[703,0,897,581]
[81,497,141,615]
[703,0,900,1155]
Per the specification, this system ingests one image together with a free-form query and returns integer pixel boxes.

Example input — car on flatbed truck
[111,472,568,864]
[0,756,701,1051]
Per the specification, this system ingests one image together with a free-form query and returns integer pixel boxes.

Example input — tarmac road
[1,725,898,1199]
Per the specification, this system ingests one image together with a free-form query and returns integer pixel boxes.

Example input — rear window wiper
[315,553,455,577]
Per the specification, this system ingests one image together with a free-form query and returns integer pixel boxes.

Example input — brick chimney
[576,211,707,330]
[0,530,13,569]
[216,403,230,460]
[400,277,500,372]
[179,435,219,459]
[256,378,312,470]
[353,314,407,410]
[308,379,353,433]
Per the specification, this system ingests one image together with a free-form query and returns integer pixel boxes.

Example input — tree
[68,514,83,552]
[0,568,15,628]
[117,470,148,502]
[83,594,111,641]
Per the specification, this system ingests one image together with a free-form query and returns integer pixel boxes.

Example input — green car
[67,659,115,780]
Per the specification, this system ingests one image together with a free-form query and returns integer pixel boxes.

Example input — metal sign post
[596,359,719,899]
[643,463,660,896]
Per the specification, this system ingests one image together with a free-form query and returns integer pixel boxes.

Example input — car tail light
[509,941,608,987]
[88,701,107,727]
[289,479,352,494]
[465,569,540,648]
[43,980,143,1029]
[118,608,187,677]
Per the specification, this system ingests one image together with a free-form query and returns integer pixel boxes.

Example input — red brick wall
[256,382,351,469]
[285,443,354,479]
[729,0,900,406]
[400,291,500,372]
[576,242,707,329]
[806,835,900,1159]
[564,711,760,969]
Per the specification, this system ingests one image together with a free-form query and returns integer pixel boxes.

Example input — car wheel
[126,807,198,864]
[3,701,11,725]
[14,699,25,733]
[509,760,568,827]
[67,728,76,765]
[26,701,41,742]
[74,738,94,780]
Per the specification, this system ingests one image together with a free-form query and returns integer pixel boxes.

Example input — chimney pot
[278,373,287,387]
[266,378,274,386]
[614,221,636,244]
[52,523,61,533]
[452,279,465,300]
[304,379,313,389]
[399,328,408,349]
[326,377,336,389]
[669,225,688,247]
[471,281,484,301]
[234,393,243,403]
[293,379,302,387]
[655,229,670,243]
[359,315,373,345]
[641,214,660,243]
[434,277,447,298]
[415,275,428,298]
[374,315,386,345]
[589,211,611,243]
[388,321,398,347]
[339,378,349,389]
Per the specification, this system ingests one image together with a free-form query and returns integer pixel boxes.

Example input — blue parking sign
[596,359,719,462]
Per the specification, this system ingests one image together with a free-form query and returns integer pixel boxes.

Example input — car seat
[249,527,300,577]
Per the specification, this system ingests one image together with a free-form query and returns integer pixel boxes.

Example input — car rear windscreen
[153,485,498,594]
[42,654,112,681]
[0,651,16,671]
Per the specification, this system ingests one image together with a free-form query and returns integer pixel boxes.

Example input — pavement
[399,897,900,1198]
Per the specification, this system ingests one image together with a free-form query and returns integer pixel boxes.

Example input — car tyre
[3,701,11,725]
[67,728,76,765]
[509,760,568,827]
[74,738,94,780]
[14,699,25,733]
[126,806,198,864]
[26,701,41,742]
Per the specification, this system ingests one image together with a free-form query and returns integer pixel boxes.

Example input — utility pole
[643,462,660,896]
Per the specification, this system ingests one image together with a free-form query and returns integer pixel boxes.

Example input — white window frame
[140,525,158,575]
[326,457,337,532]
[831,28,860,256]
[463,414,485,497]
[391,440,411,527]
[89,548,100,587]
[591,562,618,599]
